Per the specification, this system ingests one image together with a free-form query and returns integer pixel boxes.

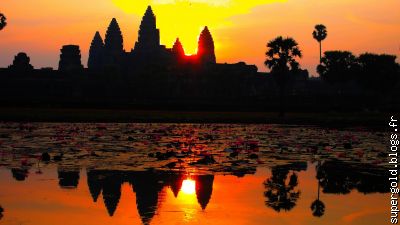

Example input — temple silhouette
[86,6,217,72]
[0,5,273,110]
[58,169,80,189]
[0,5,398,112]
[85,170,215,224]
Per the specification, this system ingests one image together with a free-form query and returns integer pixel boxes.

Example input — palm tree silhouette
[264,167,300,212]
[312,24,327,63]
[265,36,302,117]
[311,161,325,217]
[311,199,325,217]
[0,13,6,31]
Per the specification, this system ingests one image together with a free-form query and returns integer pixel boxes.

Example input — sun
[181,179,196,195]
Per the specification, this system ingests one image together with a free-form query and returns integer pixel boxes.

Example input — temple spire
[133,5,160,53]
[88,31,104,69]
[143,6,156,28]
[104,18,124,65]
[197,26,216,64]
[195,175,214,210]
[172,38,185,59]
[145,6,155,20]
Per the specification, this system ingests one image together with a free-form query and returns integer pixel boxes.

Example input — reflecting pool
[0,123,389,225]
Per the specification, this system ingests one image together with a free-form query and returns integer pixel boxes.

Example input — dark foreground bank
[0,107,391,128]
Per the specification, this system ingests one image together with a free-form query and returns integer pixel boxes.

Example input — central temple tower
[133,6,160,54]
[197,26,216,64]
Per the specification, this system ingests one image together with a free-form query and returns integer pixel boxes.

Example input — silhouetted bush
[357,53,400,94]
[317,51,358,85]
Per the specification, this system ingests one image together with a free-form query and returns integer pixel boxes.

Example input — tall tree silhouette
[0,13,6,30]
[311,161,325,217]
[312,24,327,63]
[264,167,300,212]
[265,36,302,117]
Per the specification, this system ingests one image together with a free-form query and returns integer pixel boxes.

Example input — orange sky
[0,0,399,75]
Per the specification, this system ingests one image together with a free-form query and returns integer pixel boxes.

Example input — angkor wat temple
[87,6,219,71]
[0,5,276,109]
[0,5,397,111]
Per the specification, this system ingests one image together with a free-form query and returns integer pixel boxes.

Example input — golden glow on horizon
[112,0,285,54]
[181,179,196,195]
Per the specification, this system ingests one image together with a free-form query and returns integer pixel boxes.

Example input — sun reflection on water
[181,179,196,195]
[175,178,198,222]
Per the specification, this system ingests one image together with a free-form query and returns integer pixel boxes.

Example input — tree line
[265,24,400,115]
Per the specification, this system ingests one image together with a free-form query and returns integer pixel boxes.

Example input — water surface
[0,123,389,225]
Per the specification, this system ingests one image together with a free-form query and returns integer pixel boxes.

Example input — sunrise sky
[1,0,399,75]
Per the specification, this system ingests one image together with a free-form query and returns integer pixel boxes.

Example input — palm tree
[0,13,6,31]
[312,24,327,63]
[311,161,325,217]
[264,167,301,212]
[265,36,302,117]
[311,199,325,217]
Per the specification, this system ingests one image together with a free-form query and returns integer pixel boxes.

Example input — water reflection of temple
[195,175,214,210]
[11,168,29,181]
[58,168,80,189]
[6,160,388,222]
[86,170,215,224]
